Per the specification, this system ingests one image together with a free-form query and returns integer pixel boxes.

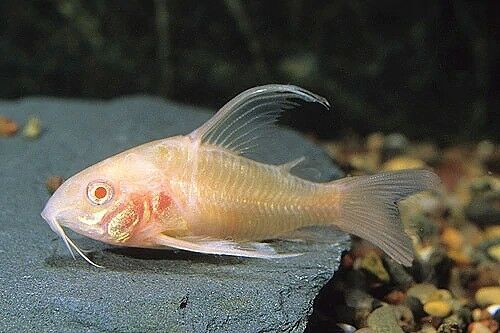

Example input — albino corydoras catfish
[41,84,440,267]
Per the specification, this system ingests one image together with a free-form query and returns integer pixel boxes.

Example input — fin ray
[153,234,300,259]
[279,156,306,173]
[332,169,440,266]
[189,84,330,157]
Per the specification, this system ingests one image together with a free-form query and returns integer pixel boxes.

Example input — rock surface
[0,96,348,332]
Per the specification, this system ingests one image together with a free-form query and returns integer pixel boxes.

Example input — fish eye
[87,181,113,205]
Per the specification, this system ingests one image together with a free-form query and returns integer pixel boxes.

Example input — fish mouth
[41,207,103,268]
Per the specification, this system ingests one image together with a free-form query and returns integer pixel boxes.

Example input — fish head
[41,151,163,265]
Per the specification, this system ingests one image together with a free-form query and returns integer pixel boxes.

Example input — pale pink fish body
[41,85,440,267]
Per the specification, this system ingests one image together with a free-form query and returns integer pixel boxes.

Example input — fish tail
[330,169,440,266]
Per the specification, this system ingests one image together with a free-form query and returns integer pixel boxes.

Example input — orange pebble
[46,176,64,195]
[441,226,464,250]
[0,116,18,137]
[383,290,406,305]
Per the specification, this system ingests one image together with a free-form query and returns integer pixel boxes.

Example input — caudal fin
[333,169,440,266]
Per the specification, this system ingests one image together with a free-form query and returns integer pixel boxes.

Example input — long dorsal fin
[189,84,330,156]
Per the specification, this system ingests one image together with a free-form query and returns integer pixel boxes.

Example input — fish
[41,84,440,267]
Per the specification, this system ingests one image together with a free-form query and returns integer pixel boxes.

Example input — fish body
[41,85,440,267]
[152,137,333,241]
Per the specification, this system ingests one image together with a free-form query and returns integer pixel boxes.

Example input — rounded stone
[475,287,500,306]
[468,322,492,333]
[407,283,438,304]
[486,244,500,261]
[423,300,452,318]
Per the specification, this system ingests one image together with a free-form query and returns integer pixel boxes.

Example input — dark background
[1,0,498,144]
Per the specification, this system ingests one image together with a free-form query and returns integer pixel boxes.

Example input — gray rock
[465,191,500,227]
[0,96,348,333]
[381,133,409,162]
[367,305,405,333]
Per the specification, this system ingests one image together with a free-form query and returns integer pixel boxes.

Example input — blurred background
[1,0,498,144]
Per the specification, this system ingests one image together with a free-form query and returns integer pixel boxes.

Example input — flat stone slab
[0,96,349,332]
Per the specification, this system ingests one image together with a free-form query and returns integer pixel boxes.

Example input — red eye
[87,181,113,205]
[94,186,107,199]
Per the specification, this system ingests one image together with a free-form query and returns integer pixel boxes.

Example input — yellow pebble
[22,115,42,139]
[423,300,452,317]
[475,286,500,306]
[484,226,500,239]
[359,251,390,282]
[382,156,426,171]
[428,289,453,302]
[407,283,437,303]
[419,324,437,333]
[487,244,500,261]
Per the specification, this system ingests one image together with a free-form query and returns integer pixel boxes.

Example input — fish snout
[41,199,107,241]
[41,204,59,233]
[41,200,105,268]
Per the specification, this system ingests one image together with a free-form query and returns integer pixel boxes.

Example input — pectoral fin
[152,234,301,259]
[279,156,306,173]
